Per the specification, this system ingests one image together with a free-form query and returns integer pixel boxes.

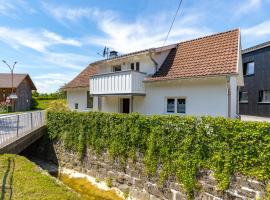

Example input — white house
[62,29,244,118]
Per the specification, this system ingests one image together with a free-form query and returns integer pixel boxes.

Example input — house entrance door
[121,98,130,113]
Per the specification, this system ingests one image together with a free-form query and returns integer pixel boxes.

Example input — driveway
[241,115,270,122]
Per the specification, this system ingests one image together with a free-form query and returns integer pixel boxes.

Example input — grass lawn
[34,99,67,110]
[0,154,80,200]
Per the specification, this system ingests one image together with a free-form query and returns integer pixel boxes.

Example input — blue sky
[0,0,270,93]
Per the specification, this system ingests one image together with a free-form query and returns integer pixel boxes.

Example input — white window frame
[165,97,186,114]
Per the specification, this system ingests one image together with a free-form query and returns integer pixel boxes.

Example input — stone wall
[29,139,268,200]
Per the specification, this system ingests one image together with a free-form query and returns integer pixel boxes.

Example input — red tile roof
[62,65,97,90]
[64,29,240,89]
[146,29,240,81]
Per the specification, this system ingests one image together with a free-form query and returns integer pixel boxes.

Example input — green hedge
[47,111,270,198]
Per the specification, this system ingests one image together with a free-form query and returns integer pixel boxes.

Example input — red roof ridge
[176,28,240,46]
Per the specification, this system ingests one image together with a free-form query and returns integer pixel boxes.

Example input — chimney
[109,50,118,58]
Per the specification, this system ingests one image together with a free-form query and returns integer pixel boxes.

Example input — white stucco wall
[96,50,170,76]
[132,77,228,117]
[98,77,229,117]
[67,88,98,111]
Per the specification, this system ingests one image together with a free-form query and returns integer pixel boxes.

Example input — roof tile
[146,29,240,81]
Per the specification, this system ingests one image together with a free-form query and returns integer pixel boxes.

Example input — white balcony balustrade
[90,70,146,95]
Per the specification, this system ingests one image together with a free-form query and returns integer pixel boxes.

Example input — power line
[162,0,183,47]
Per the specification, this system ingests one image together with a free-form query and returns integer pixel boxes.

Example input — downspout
[149,50,158,72]
[226,76,231,118]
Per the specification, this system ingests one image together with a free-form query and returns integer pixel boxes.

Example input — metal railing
[0,110,46,147]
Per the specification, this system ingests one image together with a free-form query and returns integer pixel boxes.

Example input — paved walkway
[241,115,270,122]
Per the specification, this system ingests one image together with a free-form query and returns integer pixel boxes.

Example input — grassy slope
[0,154,79,200]
[35,99,66,110]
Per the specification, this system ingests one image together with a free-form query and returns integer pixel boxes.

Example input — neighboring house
[63,29,243,118]
[0,73,36,111]
[239,41,270,117]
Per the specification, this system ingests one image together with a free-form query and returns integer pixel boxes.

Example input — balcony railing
[90,70,146,95]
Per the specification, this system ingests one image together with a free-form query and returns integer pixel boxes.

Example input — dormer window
[113,65,121,72]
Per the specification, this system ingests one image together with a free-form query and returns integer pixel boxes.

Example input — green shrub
[47,111,270,199]
[105,177,113,188]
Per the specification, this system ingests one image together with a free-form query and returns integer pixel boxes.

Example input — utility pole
[2,60,18,112]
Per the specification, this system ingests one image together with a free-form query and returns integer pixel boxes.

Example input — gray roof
[242,41,270,54]
[0,73,36,90]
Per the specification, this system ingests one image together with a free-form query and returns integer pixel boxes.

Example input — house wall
[67,88,98,111]
[136,77,228,117]
[98,77,229,117]
[240,47,270,117]
[15,79,32,111]
[97,50,170,76]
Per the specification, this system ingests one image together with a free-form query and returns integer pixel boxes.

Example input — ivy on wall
[47,111,270,198]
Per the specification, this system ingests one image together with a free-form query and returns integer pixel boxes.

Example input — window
[113,65,121,72]
[166,98,186,114]
[177,99,186,113]
[136,62,140,71]
[239,91,248,103]
[75,103,78,109]
[167,99,175,113]
[259,90,270,103]
[243,62,254,76]
[87,91,93,109]
[130,63,135,70]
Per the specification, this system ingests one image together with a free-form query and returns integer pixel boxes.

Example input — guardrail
[0,110,46,147]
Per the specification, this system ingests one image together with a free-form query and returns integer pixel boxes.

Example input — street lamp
[2,60,18,112]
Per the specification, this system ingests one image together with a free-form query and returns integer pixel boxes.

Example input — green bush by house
[47,111,270,198]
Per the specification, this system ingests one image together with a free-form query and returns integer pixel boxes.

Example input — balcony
[90,70,146,95]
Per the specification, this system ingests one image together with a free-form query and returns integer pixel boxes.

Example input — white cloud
[42,3,212,53]
[42,52,91,70]
[242,20,270,37]
[42,2,112,23]
[85,15,212,53]
[0,0,36,17]
[0,27,81,52]
[238,0,262,15]
[33,73,74,93]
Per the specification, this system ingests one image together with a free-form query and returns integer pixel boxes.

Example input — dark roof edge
[242,41,270,54]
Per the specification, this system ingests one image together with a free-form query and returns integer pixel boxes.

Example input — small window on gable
[113,65,121,72]
[259,90,270,103]
[243,62,254,76]
[130,63,135,70]
[87,91,93,109]
[239,91,248,103]
[136,62,140,71]
[75,103,78,110]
